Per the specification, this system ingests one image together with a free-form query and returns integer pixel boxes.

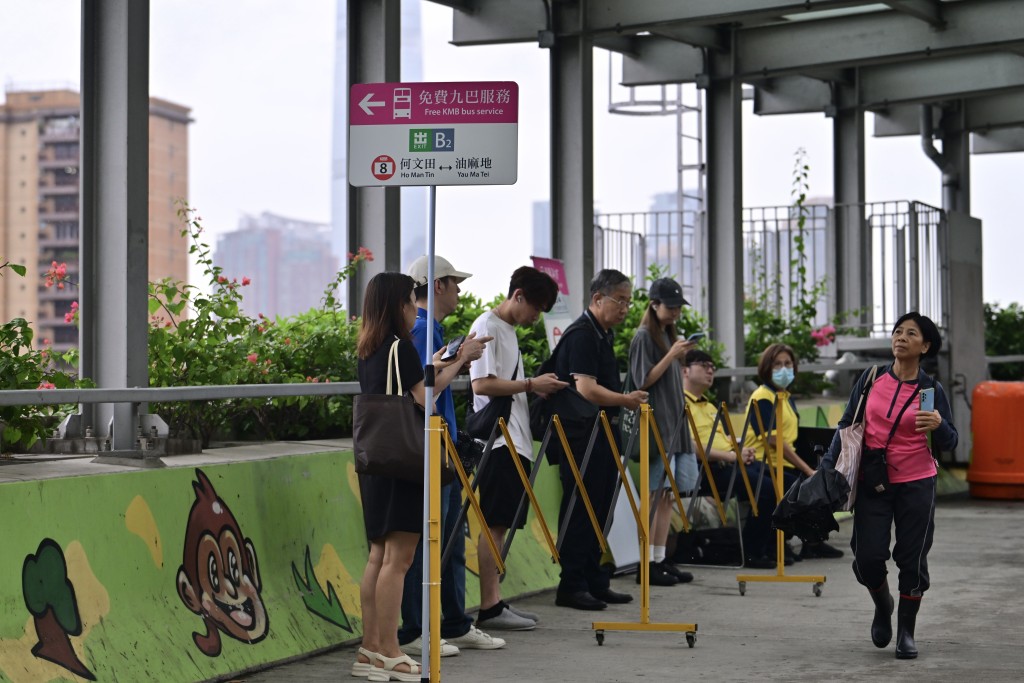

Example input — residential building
[0,87,190,352]
[214,212,339,319]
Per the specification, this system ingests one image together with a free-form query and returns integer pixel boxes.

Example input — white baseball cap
[407,255,472,287]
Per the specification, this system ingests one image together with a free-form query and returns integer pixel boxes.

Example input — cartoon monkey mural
[175,469,268,656]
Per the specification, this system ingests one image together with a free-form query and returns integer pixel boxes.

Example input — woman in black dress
[352,272,479,681]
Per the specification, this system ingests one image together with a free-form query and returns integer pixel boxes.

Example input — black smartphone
[441,335,466,361]
[687,332,706,343]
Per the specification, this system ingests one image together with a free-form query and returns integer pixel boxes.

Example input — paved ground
[238,494,1024,683]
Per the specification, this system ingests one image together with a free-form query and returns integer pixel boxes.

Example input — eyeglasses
[603,295,630,309]
[689,361,716,372]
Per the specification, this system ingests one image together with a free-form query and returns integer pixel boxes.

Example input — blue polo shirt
[411,307,457,429]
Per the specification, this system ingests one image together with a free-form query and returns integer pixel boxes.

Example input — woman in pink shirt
[821,312,957,660]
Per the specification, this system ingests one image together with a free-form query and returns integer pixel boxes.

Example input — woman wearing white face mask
[743,343,844,562]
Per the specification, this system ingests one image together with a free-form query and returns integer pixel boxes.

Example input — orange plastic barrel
[968,382,1024,500]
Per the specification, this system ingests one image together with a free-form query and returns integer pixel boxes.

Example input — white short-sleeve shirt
[468,309,533,459]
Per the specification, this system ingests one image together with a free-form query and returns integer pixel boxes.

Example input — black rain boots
[868,580,895,648]
[895,595,921,659]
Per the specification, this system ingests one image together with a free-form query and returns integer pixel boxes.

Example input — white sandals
[351,647,381,678]
[367,652,422,682]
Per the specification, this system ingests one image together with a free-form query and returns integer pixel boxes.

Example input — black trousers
[557,423,618,595]
[851,476,937,597]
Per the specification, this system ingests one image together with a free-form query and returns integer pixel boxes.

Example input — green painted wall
[0,452,564,683]
[0,400,848,683]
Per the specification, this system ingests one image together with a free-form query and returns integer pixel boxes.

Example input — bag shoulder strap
[851,365,879,424]
[538,318,591,376]
[386,338,403,395]
[882,384,921,448]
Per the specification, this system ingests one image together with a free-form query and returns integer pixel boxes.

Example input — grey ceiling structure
[365,0,1005,459]
[69,0,1011,461]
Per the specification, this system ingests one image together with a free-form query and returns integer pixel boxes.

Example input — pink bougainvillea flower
[217,275,228,284]
[37,382,56,390]
[242,277,251,286]
[246,353,258,364]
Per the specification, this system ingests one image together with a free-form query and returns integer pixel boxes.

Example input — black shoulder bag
[465,358,519,440]
[861,385,920,494]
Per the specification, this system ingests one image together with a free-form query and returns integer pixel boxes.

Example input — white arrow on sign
[359,93,385,116]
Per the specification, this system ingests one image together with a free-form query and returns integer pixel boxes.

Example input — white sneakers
[399,637,460,658]
[447,625,507,650]
[398,625,507,660]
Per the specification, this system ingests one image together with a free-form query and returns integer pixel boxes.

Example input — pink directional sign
[348,81,519,187]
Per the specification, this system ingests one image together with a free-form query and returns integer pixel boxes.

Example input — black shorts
[477,446,532,530]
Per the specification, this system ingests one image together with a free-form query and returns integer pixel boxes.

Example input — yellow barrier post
[441,424,505,574]
[750,403,782,499]
[428,415,443,682]
[554,415,609,553]
[720,405,759,516]
[647,416,691,532]
[592,404,698,648]
[497,418,560,563]
[684,404,728,525]
[735,393,825,597]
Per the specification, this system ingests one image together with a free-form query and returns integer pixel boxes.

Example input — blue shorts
[649,452,699,494]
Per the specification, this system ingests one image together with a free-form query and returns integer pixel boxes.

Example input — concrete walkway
[242,496,1023,683]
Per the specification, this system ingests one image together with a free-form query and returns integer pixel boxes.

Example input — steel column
[705,46,744,367]
[940,105,971,215]
[832,82,868,326]
[79,0,150,451]
[346,0,402,315]
[550,3,594,310]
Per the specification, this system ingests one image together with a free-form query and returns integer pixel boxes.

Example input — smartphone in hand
[441,335,466,361]
[919,387,935,412]
[687,332,706,343]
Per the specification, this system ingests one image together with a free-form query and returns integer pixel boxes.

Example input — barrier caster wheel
[813,582,823,597]
[686,632,696,648]
[596,630,605,646]
[738,581,746,596]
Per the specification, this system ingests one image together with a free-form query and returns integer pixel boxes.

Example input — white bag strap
[386,338,403,395]
[851,365,879,424]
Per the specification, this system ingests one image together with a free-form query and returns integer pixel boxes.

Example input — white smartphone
[687,332,706,343]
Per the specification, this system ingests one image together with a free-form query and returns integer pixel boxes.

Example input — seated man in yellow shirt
[683,350,779,569]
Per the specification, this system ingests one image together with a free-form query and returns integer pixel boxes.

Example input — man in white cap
[397,255,504,657]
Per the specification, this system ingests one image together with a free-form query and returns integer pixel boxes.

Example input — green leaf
[9,263,27,277]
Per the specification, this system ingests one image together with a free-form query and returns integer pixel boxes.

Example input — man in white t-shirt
[469,266,567,631]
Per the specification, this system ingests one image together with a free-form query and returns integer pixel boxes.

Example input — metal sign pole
[421,185,438,681]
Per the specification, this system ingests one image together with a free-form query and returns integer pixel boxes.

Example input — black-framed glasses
[689,361,716,372]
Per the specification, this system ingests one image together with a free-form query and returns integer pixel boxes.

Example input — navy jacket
[820,363,958,470]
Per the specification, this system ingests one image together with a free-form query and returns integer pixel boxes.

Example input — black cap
[648,278,689,308]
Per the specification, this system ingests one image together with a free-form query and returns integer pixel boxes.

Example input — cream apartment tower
[0,88,190,352]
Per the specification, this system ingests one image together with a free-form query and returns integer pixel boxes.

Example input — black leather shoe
[660,560,694,583]
[801,541,845,559]
[745,556,776,570]
[555,591,607,611]
[637,561,678,586]
[591,588,633,604]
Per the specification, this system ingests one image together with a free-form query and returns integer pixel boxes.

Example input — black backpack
[528,319,599,464]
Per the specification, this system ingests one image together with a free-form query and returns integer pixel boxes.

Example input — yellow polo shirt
[743,384,799,470]
[684,390,732,453]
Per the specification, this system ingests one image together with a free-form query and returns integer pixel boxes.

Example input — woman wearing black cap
[626,277,696,586]
[821,312,958,660]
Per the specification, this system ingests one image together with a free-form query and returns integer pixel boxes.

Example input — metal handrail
[0,378,472,407]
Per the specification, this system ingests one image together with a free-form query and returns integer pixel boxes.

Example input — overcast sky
[2,0,1021,306]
